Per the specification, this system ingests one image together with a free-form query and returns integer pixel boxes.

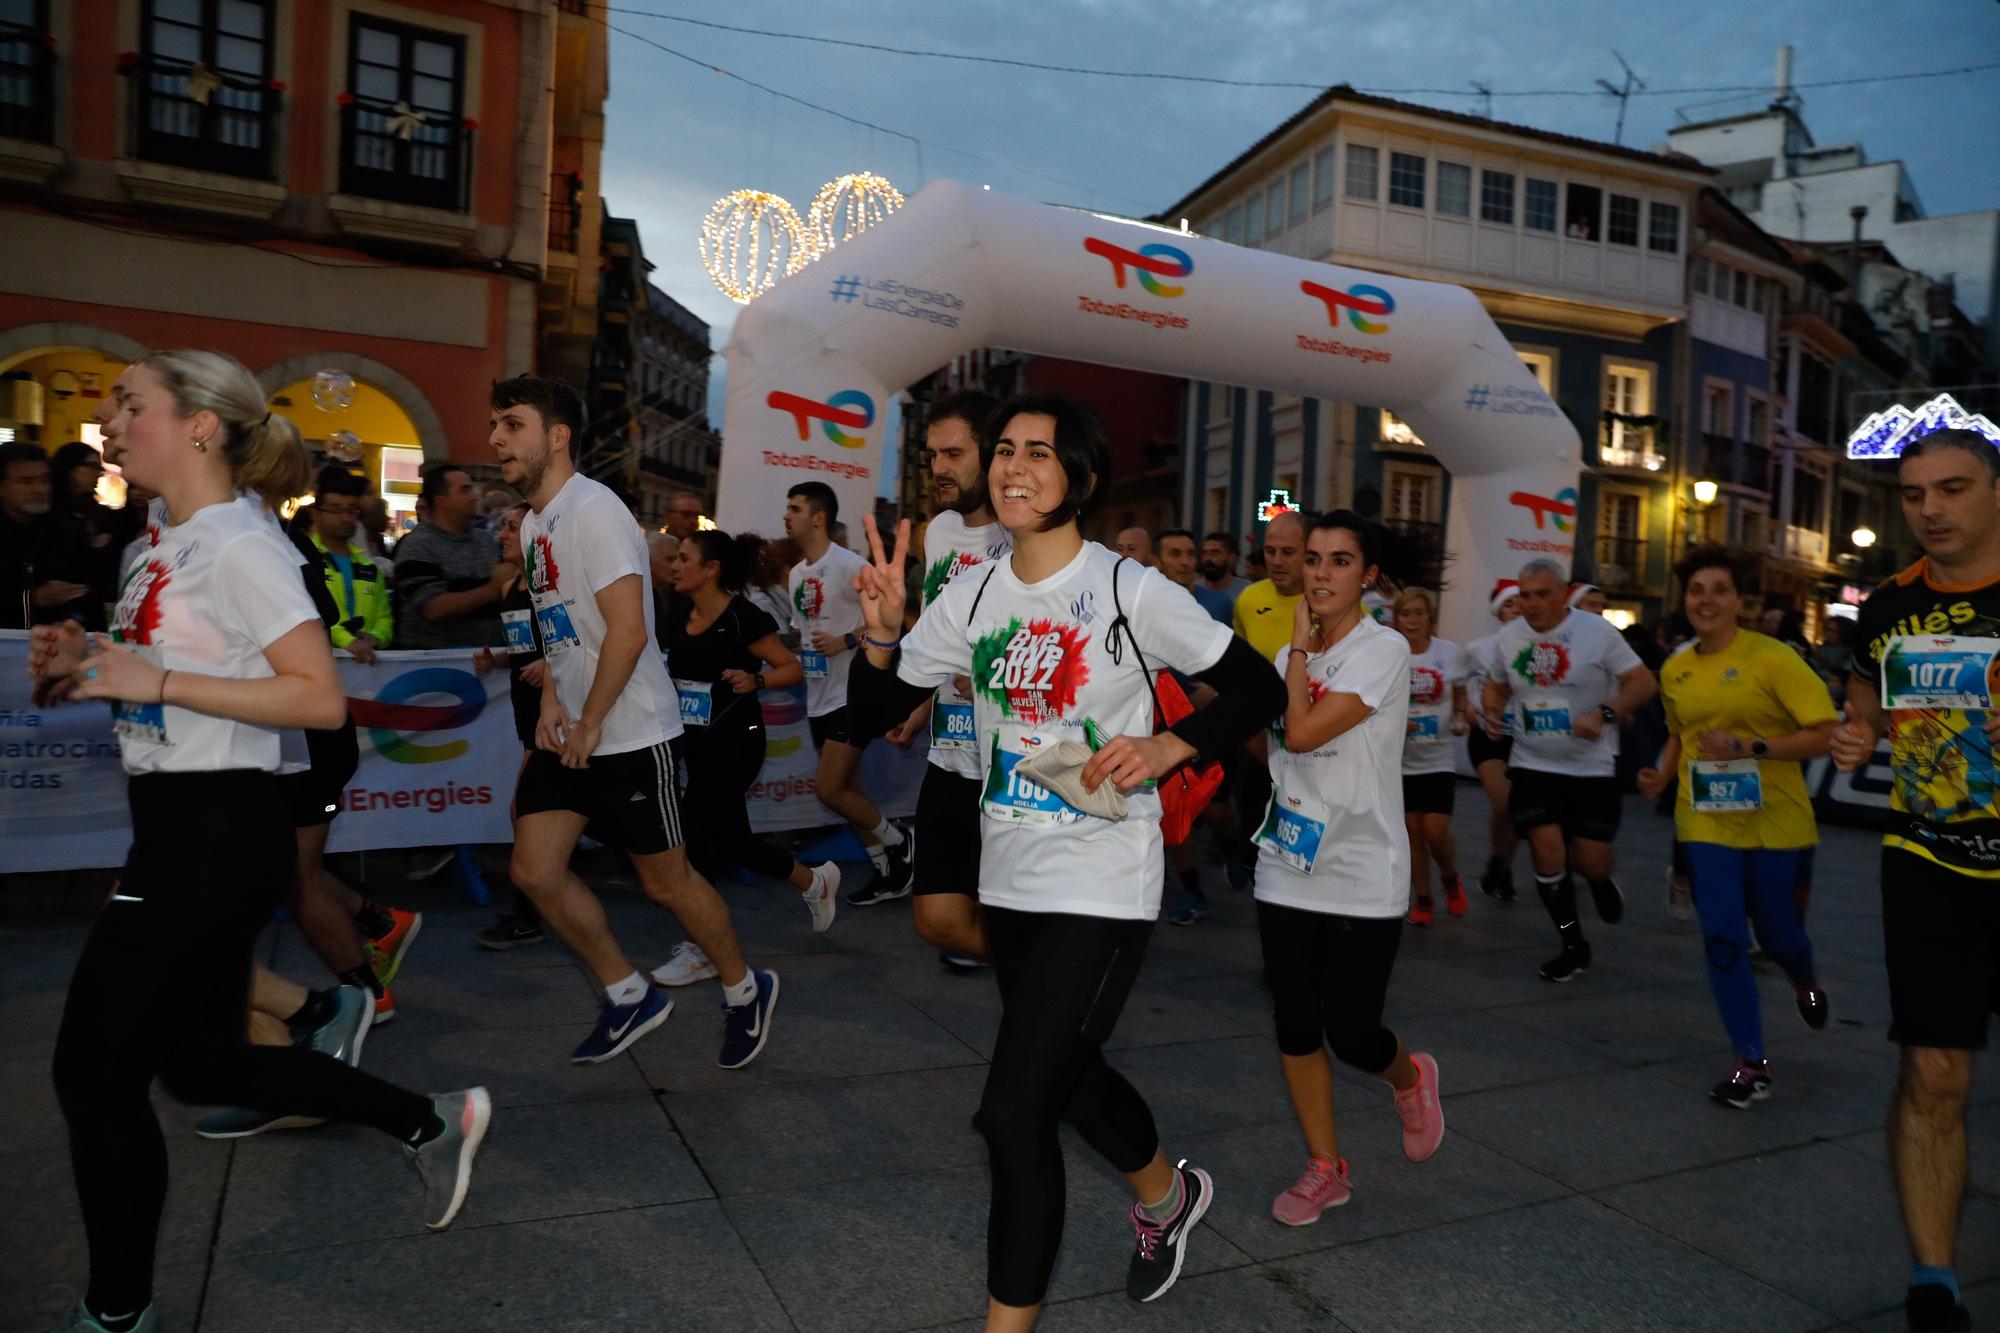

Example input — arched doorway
[0,343,143,509]
[266,374,425,532]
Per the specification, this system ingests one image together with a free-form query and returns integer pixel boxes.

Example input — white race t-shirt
[1402,636,1462,776]
[920,510,1012,777]
[1255,618,1411,918]
[522,473,683,756]
[788,542,867,717]
[1487,609,1644,777]
[109,499,321,776]
[896,543,1233,920]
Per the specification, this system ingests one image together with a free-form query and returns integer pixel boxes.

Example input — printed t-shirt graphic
[1402,637,1462,776]
[920,509,1012,776]
[894,542,1232,920]
[1851,559,2000,877]
[521,473,682,755]
[1487,608,1642,778]
[787,541,866,718]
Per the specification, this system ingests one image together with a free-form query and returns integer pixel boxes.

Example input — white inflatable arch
[717,180,1581,644]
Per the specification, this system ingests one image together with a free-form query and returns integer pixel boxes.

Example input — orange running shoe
[1407,897,1434,927]
[1443,874,1469,919]
[373,986,397,1024]
[365,908,423,986]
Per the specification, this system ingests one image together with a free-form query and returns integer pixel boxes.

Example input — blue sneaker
[1166,892,1207,926]
[1224,859,1255,892]
[571,987,673,1065]
[719,968,779,1069]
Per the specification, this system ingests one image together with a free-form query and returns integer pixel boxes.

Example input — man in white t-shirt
[494,374,777,1070]
[1483,557,1657,982]
[784,481,912,899]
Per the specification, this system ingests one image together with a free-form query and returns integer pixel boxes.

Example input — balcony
[1698,433,1773,491]
[548,170,579,254]
[1597,417,1666,474]
[1594,535,1648,593]
[0,19,55,145]
[124,52,280,181]
[337,94,472,214]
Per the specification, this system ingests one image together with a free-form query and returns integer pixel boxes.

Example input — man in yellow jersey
[1833,426,2000,1333]
[1233,510,1305,664]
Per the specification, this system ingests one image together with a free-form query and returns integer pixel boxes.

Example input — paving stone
[355,1020,653,1110]
[925,1265,1354,1332]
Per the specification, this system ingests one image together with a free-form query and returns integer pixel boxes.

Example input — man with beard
[1201,531,1249,605]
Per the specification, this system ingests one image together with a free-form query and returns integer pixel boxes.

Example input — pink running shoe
[1394,1051,1444,1162]
[1271,1156,1351,1227]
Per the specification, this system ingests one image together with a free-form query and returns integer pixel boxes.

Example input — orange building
[0,0,589,521]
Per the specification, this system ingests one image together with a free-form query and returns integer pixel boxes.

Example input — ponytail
[686,528,764,593]
[1307,508,1446,591]
[135,349,309,507]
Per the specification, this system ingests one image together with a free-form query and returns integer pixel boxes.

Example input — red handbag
[1107,559,1227,847]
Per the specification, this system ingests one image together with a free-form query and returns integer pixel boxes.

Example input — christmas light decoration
[1259,489,1297,522]
[807,172,906,254]
[700,190,813,304]
[1846,392,2000,459]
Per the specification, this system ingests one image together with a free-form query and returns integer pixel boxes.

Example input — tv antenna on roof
[1470,80,1493,120]
[1595,51,1646,145]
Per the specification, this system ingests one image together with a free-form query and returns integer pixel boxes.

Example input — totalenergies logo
[349,667,485,763]
[767,389,875,448]
[1300,280,1395,334]
[1509,487,1578,534]
[1083,237,1194,298]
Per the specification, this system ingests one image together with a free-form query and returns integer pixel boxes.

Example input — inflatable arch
[717,180,1582,644]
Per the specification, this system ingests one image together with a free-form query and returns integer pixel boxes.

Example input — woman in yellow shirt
[1637,546,1838,1109]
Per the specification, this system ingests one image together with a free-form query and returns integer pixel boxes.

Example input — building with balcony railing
[0,1,565,497]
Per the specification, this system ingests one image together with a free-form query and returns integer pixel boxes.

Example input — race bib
[535,602,580,657]
[1690,759,1762,813]
[981,738,1083,825]
[1407,712,1442,739]
[1254,788,1329,873]
[1521,698,1571,736]
[113,699,168,747]
[501,608,534,654]
[800,649,829,680]
[930,699,976,751]
[1881,636,2000,710]
[674,678,712,728]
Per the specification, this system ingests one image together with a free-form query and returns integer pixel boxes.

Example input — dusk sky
[599,0,2000,450]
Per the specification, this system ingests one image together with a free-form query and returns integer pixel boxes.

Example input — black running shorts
[913,764,981,897]
[1506,765,1622,843]
[1466,728,1513,769]
[1882,847,2000,1050]
[281,720,360,829]
[514,738,685,855]
[1401,771,1457,816]
[808,706,854,749]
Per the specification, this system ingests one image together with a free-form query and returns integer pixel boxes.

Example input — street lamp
[1692,478,1719,506]
[1851,525,1877,548]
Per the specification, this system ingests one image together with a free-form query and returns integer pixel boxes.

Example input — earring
[191,436,209,453]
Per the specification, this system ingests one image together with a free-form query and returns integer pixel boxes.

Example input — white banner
[1,635,925,872]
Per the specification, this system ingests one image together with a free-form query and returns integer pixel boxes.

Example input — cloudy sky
[600,0,2000,426]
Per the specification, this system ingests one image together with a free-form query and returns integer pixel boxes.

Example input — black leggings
[978,907,1159,1308]
[52,772,436,1315]
[682,724,795,886]
[1256,900,1403,1070]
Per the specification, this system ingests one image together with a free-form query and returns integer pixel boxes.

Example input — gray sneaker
[195,1104,326,1139]
[408,1088,491,1230]
[42,1301,159,1332]
[296,985,374,1066]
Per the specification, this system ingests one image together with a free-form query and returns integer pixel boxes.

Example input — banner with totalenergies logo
[718,181,1580,644]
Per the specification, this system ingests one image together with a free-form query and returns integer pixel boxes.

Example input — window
[1515,349,1555,391]
[1565,183,1601,240]
[1600,489,1643,539]
[1750,278,1767,314]
[1266,180,1285,235]
[341,15,469,211]
[1692,257,1710,295]
[1207,486,1228,532]
[0,0,54,143]
[1648,201,1680,253]
[1436,161,1471,217]
[1384,466,1436,523]
[1244,191,1262,242]
[1388,152,1426,208]
[1793,465,1827,533]
[1727,182,1764,212]
[1747,397,1770,446]
[1601,363,1656,466]
[1524,178,1558,232]
[1704,384,1733,436]
[1732,269,1750,308]
[1606,194,1640,246]
[135,0,278,178]
[1224,205,1243,245]
[1289,164,1309,223]
[1380,410,1426,449]
[1344,144,1379,200]
[1312,147,1336,207]
[1480,169,1515,224]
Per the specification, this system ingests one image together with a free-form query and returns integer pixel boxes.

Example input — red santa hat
[1566,582,1602,608]
[1489,579,1519,615]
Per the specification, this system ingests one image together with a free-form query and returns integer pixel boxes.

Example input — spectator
[116,482,159,583]
[742,533,792,630]
[0,441,50,629]
[1246,546,1268,581]
[393,463,514,648]
[30,441,118,630]
[665,492,703,542]
[1113,525,1155,565]
[647,530,680,649]
[358,493,397,580]
[477,485,517,532]
[829,519,849,550]
[300,465,394,661]
[1200,530,1250,601]
[1813,616,1853,701]
[1157,527,1232,625]
[1763,607,1815,661]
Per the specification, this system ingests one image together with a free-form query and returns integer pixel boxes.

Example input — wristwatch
[1750,738,1768,758]
[842,631,857,651]
[1598,704,1617,723]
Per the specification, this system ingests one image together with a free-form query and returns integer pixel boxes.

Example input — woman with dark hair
[649,528,841,986]
[847,393,1284,1327]
[1256,510,1444,1226]
[1638,545,1835,1108]
[29,440,119,629]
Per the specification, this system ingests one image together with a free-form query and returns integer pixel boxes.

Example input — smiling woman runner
[846,393,1282,1330]
[29,351,487,1333]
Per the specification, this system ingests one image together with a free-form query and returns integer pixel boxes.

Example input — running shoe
[571,988,672,1064]
[1406,897,1434,928]
[404,847,456,882]
[802,862,840,933]
[1906,1283,1974,1332]
[1539,942,1592,983]
[1710,1059,1772,1109]
[1665,869,1694,922]
[40,1300,159,1332]
[939,951,988,973]
[846,850,913,906]
[650,941,718,988]
[196,1104,327,1139]
[409,1087,491,1229]
[1794,983,1832,1031]
[1393,1052,1445,1161]
[1270,1156,1350,1226]
[719,968,780,1069]
[296,984,373,1066]
[1126,1160,1213,1303]
[373,987,397,1024]
[1589,877,1625,924]
[1224,858,1256,892]
[474,914,546,951]
[364,907,423,985]
[1479,859,1516,902]
[1443,874,1469,918]
[1166,892,1207,927]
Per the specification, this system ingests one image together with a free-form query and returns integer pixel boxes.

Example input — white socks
[873,819,904,848]
[722,971,758,1007]
[606,971,648,1006]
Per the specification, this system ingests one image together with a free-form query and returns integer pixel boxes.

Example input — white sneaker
[650,941,718,987]
[1666,869,1693,922]
[803,862,840,933]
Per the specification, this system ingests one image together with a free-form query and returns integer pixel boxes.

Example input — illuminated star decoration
[1846,392,2000,460]
[1259,489,1297,522]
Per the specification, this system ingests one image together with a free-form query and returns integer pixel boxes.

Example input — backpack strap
[1107,557,1165,730]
